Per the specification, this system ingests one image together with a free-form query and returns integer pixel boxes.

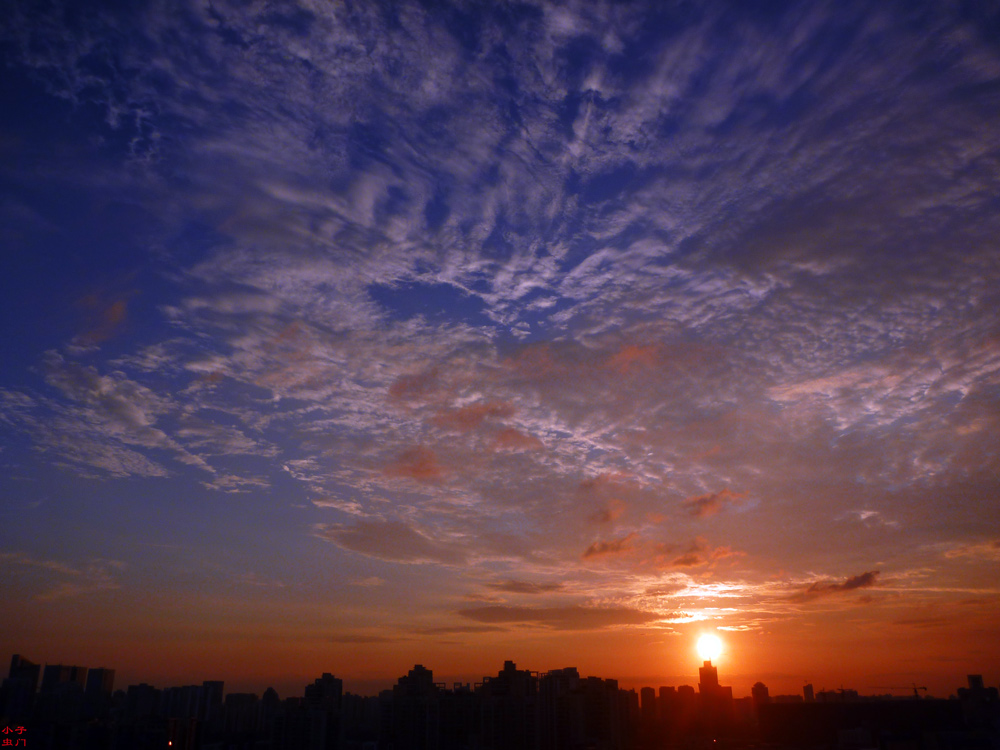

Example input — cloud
[414,625,509,635]
[0,552,123,601]
[329,634,400,644]
[0,352,219,478]
[892,616,951,629]
[174,419,276,458]
[604,344,658,375]
[351,577,386,588]
[74,291,131,347]
[204,473,271,493]
[457,604,664,630]
[643,582,687,597]
[490,427,544,451]
[651,538,742,569]
[589,498,626,524]
[314,519,467,565]
[682,489,744,518]
[431,402,515,431]
[389,370,440,402]
[789,571,881,602]
[383,446,446,482]
[841,509,900,529]
[485,580,565,595]
[944,540,1000,562]
[582,533,637,559]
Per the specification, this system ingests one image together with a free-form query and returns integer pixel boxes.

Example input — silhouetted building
[305,673,343,708]
[259,686,281,741]
[200,680,224,725]
[751,681,770,708]
[771,693,803,703]
[639,686,657,723]
[36,663,90,730]
[275,673,343,750]
[224,692,259,734]
[339,690,380,748]
[392,665,441,750]
[8,653,41,683]
[539,667,625,750]
[620,688,639,748]
[675,683,697,734]
[696,660,734,736]
[41,663,88,692]
[958,673,1000,731]
[758,698,965,745]
[698,661,718,695]
[440,682,477,750]
[479,660,538,750]
[1,654,41,719]
[166,716,199,750]
[9,653,999,750]
[83,667,115,719]
[124,683,161,720]
[115,683,165,750]
[84,667,115,695]
[162,683,200,719]
[817,687,859,702]
[803,682,814,702]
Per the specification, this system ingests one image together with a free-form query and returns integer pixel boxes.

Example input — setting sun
[697,634,723,662]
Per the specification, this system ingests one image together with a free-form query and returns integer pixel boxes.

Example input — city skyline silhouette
[4,650,998,749]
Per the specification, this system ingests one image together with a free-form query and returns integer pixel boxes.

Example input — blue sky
[1,0,999,695]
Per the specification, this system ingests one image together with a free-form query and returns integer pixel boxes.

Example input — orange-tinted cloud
[329,634,399,644]
[384,446,445,481]
[589,498,626,524]
[457,604,662,630]
[651,537,741,569]
[491,427,543,451]
[485,580,565,595]
[389,369,438,401]
[315,519,466,564]
[582,532,637,559]
[604,344,657,375]
[578,472,633,492]
[789,570,880,602]
[683,488,744,518]
[414,625,509,635]
[432,401,514,431]
[503,342,562,376]
[76,293,130,345]
[944,539,1000,561]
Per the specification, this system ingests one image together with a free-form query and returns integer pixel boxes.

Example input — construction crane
[872,683,928,698]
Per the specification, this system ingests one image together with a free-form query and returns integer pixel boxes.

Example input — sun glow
[696,634,723,662]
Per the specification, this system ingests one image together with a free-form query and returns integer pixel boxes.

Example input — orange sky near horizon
[5,597,998,700]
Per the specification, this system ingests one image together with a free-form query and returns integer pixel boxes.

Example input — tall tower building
[698,661,719,695]
[696,659,734,735]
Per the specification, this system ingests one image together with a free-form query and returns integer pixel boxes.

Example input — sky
[1,0,999,699]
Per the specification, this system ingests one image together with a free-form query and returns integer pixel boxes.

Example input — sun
[696,633,723,662]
